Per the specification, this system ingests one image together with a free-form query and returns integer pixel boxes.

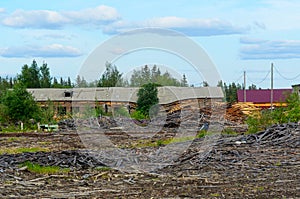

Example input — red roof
[237,89,292,103]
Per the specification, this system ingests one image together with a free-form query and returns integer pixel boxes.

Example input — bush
[131,110,147,120]
[113,106,130,117]
[0,84,41,124]
[246,92,300,134]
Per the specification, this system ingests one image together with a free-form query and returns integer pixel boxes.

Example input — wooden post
[271,63,274,110]
[20,122,24,130]
[244,70,246,102]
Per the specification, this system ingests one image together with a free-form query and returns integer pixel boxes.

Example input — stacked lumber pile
[226,102,261,124]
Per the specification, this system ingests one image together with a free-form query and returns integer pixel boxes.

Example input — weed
[6,137,22,142]
[95,166,111,171]
[0,147,49,155]
[0,137,23,143]
[222,128,238,135]
[197,130,214,138]
[134,136,196,148]
[210,193,220,197]
[275,161,282,166]
[20,161,69,174]
[156,139,164,146]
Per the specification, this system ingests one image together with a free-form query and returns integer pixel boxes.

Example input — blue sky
[0,0,300,88]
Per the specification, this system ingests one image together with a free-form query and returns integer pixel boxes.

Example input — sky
[0,0,300,88]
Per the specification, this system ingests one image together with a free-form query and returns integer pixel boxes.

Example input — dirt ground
[0,125,299,199]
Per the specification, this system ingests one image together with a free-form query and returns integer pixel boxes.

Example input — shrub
[131,110,147,120]
[246,92,300,134]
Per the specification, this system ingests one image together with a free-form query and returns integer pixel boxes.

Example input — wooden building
[28,87,224,115]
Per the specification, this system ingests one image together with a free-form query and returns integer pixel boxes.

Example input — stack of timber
[226,102,261,124]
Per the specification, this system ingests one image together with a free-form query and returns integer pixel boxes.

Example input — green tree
[223,82,242,104]
[18,60,41,88]
[130,65,183,87]
[248,84,257,90]
[181,74,188,87]
[285,92,300,122]
[75,75,88,88]
[40,62,52,88]
[136,83,159,118]
[202,81,209,87]
[30,60,41,88]
[67,77,72,87]
[98,62,123,87]
[0,84,41,123]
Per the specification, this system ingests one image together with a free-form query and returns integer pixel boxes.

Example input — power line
[246,71,270,85]
[233,73,243,83]
[274,66,300,80]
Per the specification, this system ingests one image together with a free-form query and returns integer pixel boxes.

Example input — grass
[210,193,221,197]
[221,128,238,135]
[20,161,70,174]
[133,131,215,148]
[275,161,282,166]
[0,147,49,155]
[6,137,23,142]
[133,137,194,148]
[95,166,111,171]
[0,137,24,143]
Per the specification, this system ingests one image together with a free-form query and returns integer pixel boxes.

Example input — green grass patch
[0,137,24,143]
[20,161,70,174]
[134,136,196,148]
[129,131,217,149]
[196,130,214,138]
[210,193,221,197]
[95,166,111,171]
[221,128,238,135]
[6,137,22,142]
[0,147,49,155]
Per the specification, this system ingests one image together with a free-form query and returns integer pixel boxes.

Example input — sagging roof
[237,89,292,103]
[28,86,224,104]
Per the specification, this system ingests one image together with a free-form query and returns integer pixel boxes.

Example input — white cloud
[0,44,82,58]
[64,5,120,25]
[1,5,120,29]
[0,8,5,13]
[103,17,249,36]
[240,38,300,59]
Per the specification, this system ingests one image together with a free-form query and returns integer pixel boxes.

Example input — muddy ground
[0,124,299,199]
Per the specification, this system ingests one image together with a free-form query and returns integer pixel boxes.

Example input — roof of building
[237,89,292,103]
[28,86,224,104]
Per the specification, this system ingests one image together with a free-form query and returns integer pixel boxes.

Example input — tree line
[0,60,190,90]
[217,81,259,104]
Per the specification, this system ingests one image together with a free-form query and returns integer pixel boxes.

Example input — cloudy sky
[0,0,300,88]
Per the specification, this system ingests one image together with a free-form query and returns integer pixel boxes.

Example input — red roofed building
[237,89,292,108]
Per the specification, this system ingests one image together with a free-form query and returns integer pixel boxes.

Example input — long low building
[28,86,224,115]
[237,89,292,108]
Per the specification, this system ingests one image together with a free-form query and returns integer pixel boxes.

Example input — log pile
[57,101,261,132]
[0,150,105,170]
[161,123,299,174]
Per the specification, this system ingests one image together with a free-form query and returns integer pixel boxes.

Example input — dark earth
[0,123,299,198]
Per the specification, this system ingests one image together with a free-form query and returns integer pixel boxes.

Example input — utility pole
[271,63,274,110]
[244,70,246,102]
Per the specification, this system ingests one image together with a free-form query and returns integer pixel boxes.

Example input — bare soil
[0,124,299,199]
